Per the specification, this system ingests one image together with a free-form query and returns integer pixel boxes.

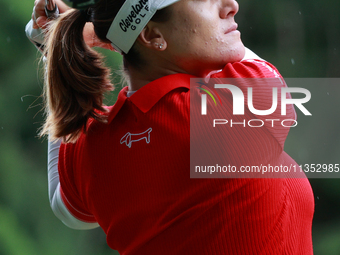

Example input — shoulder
[213,59,282,79]
[212,48,282,79]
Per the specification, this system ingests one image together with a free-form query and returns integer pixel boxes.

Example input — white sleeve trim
[48,138,99,230]
[25,19,45,51]
[25,19,44,44]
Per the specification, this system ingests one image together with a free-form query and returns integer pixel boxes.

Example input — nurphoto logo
[197,79,312,128]
[200,84,311,116]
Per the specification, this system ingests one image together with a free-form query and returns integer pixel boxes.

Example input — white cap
[106,0,179,54]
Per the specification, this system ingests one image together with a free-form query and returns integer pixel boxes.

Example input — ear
[137,22,167,51]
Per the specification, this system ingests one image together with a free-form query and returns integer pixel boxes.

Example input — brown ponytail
[41,9,113,143]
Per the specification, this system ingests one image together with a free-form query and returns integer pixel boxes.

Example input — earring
[159,43,163,49]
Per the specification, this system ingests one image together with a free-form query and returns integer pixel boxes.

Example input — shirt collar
[107,73,193,123]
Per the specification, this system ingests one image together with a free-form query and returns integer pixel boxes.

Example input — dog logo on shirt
[120,128,152,148]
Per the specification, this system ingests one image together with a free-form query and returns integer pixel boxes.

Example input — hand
[31,0,47,29]
[31,0,70,29]
[83,23,116,51]
[30,0,115,51]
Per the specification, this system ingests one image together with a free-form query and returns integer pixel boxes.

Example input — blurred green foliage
[0,0,339,254]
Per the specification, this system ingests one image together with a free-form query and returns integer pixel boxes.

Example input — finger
[34,0,48,19]
[35,0,46,9]
[32,13,39,29]
[36,16,49,29]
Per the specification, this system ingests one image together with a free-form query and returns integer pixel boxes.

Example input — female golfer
[27,0,314,254]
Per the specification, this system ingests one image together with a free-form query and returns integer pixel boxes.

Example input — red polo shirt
[58,60,314,254]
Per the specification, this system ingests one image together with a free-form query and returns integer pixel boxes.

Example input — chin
[226,43,246,63]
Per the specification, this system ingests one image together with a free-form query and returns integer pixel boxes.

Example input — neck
[126,58,185,91]
[124,47,218,91]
